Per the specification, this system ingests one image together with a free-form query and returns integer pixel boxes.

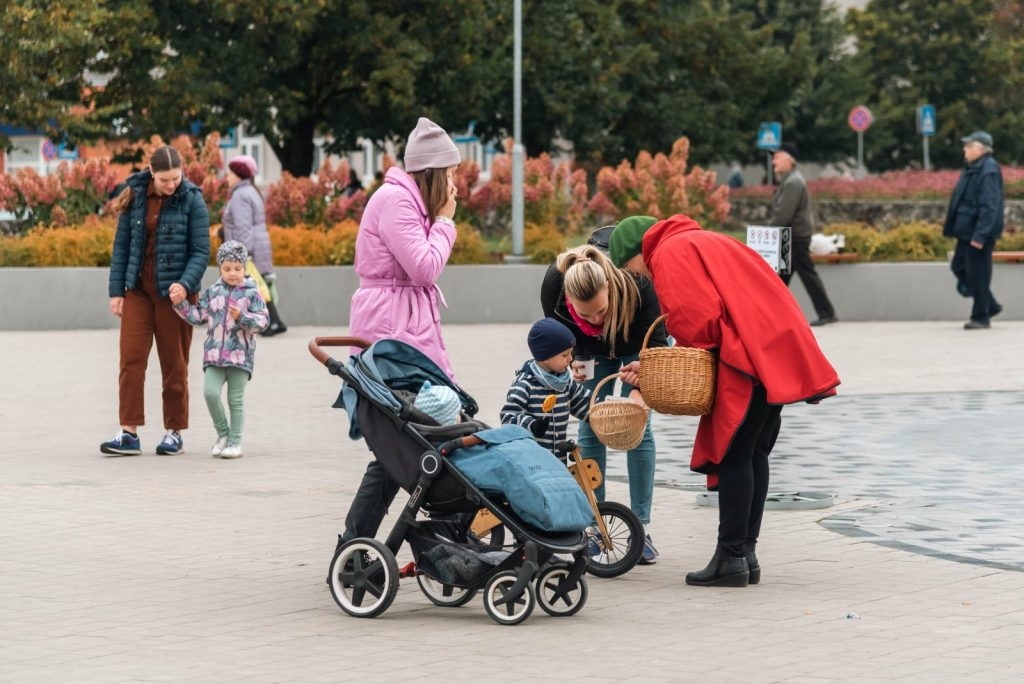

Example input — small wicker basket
[588,372,650,451]
[638,314,716,416]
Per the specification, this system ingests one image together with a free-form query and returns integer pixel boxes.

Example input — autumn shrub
[16,217,116,266]
[0,158,119,229]
[265,158,364,227]
[996,228,1024,251]
[449,223,494,264]
[524,222,569,265]
[460,152,587,237]
[819,221,952,261]
[733,166,1024,201]
[268,221,361,266]
[0,236,32,266]
[587,137,730,230]
[866,222,951,261]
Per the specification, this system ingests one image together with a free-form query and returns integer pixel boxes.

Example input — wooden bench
[993,251,1024,263]
[811,252,859,264]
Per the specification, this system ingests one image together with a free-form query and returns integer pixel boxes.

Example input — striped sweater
[500,360,591,454]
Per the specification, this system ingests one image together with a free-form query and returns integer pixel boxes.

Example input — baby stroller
[310,336,591,626]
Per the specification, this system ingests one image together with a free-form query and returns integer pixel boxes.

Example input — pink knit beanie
[404,117,461,172]
[228,154,258,180]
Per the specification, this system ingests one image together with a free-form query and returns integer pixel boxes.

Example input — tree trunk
[273,118,318,177]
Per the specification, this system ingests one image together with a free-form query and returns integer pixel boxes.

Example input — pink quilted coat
[348,167,457,379]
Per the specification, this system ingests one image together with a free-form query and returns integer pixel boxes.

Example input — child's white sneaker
[219,443,243,459]
[210,436,229,457]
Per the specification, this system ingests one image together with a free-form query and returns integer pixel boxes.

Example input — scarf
[565,297,604,338]
[528,360,571,392]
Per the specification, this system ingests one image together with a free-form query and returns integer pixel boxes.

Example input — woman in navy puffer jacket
[101,145,210,458]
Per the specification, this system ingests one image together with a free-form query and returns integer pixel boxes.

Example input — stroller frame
[311,336,590,625]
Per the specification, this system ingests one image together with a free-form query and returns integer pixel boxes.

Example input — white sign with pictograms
[746,225,792,275]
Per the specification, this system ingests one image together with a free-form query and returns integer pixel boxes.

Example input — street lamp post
[507,0,527,263]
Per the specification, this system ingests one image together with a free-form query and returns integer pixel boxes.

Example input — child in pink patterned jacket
[170,241,269,458]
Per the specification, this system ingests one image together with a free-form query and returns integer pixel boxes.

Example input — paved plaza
[2,321,1023,682]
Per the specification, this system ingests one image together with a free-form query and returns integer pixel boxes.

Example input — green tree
[0,2,122,149]
[848,0,1024,170]
[730,0,869,167]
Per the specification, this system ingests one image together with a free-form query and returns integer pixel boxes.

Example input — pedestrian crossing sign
[757,122,782,150]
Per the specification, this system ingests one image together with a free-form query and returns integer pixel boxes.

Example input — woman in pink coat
[348,116,461,379]
[329,118,462,582]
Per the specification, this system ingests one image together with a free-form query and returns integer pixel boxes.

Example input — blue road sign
[757,122,782,150]
[219,127,237,149]
[57,143,78,160]
[917,105,936,137]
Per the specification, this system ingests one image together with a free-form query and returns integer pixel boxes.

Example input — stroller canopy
[335,339,478,440]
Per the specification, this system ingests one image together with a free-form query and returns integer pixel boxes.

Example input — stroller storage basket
[408,523,510,588]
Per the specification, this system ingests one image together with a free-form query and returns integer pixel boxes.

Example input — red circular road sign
[848,105,873,133]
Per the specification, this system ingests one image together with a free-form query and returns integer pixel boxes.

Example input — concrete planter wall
[2,261,1021,331]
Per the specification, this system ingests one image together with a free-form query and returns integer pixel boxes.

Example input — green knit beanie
[609,216,658,267]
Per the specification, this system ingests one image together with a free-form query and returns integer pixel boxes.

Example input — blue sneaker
[638,534,659,565]
[155,430,184,455]
[586,529,603,557]
[100,430,141,456]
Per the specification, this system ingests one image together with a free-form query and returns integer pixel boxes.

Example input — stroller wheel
[535,562,588,617]
[483,570,536,626]
[586,500,645,578]
[328,538,399,618]
[416,573,478,608]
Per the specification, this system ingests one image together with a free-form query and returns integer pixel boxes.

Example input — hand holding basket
[638,314,716,416]
[588,373,650,451]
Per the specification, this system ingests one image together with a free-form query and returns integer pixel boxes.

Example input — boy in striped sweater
[501,318,592,455]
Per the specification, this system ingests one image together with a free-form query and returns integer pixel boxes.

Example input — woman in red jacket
[611,214,840,587]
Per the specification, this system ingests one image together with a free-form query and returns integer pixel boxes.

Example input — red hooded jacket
[642,215,840,487]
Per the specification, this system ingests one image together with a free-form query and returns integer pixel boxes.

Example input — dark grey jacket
[943,153,1004,244]
[771,168,814,239]
[109,170,211,298]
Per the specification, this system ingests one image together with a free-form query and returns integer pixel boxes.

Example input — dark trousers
[716,385,783,557]
[952,239,1000,322]
[782,237,836,320]
[342,460,400,541]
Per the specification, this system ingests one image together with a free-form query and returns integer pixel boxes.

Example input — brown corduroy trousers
[118,277,194,430]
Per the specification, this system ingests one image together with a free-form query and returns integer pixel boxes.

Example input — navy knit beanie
[527,318,576,361]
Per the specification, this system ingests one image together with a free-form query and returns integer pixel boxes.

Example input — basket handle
[642,313,669,351]
[588,372,626,413]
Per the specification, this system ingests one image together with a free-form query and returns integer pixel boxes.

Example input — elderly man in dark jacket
[944,130,1004,329]
[770,143,837,326]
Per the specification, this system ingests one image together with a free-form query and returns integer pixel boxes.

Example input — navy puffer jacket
[109,169,211,298]
[943,154,1004,244]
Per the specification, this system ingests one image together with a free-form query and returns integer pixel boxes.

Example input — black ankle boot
[745,544,761,585]
[685,546,749,587]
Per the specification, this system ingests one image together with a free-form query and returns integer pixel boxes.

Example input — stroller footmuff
[314,337,591,625]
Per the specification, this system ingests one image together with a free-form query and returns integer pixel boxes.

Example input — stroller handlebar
[308,336,372,367]
[438,434,484,457]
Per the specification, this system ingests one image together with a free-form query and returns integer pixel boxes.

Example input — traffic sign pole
[847,105,873,178]
[923,136,930,172]
[857,131,864,178]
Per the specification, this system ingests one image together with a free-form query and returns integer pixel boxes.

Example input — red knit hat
[228,154,258,180]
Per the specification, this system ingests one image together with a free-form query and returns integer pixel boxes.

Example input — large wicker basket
[588,373,650,451]
[638,314,716,416]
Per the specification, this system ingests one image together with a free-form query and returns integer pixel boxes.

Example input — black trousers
[716,385,783,557]
[952,239,1000,322]
[342,460,400,542]
[782,237,836,320]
